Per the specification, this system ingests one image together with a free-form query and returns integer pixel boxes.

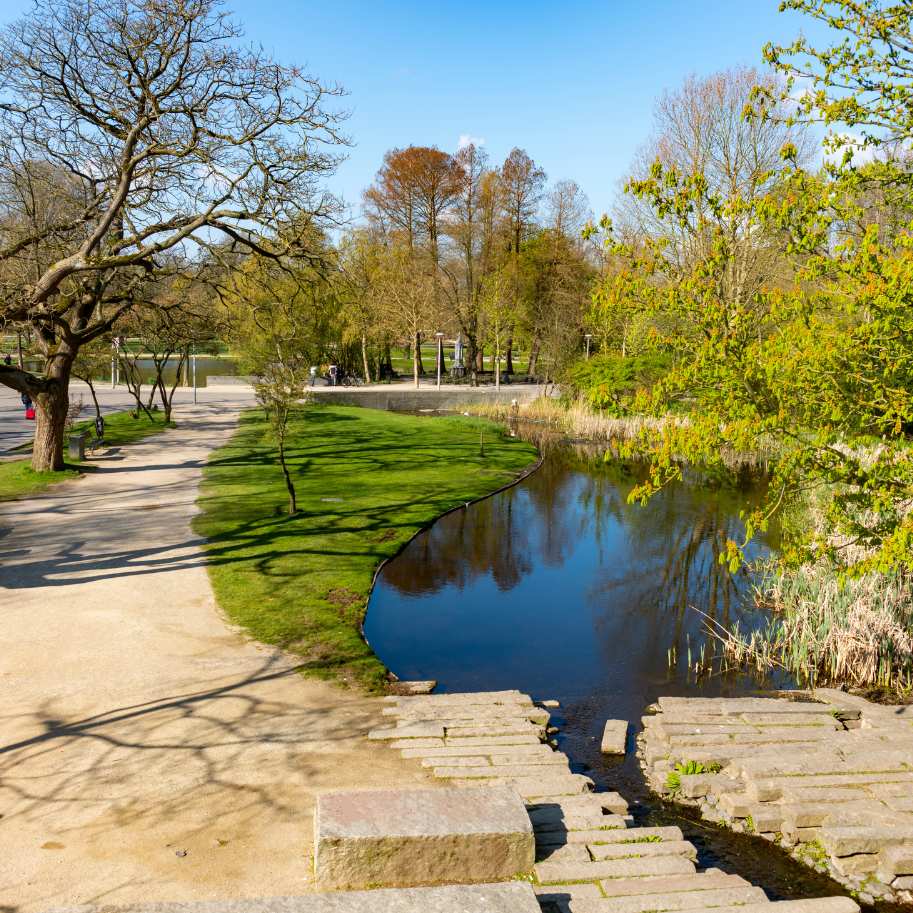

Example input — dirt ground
[0,398,430,912]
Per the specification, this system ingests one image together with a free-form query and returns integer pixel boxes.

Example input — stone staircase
[44,688,872,913]
[638,692,913,906]
[375,688,861,913]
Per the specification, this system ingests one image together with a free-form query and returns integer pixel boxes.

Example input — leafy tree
[0,0,344,470]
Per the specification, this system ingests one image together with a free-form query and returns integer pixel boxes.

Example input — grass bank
[0,410,173,503]
[193,404,538,690]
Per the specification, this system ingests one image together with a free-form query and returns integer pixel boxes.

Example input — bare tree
[0,0,345,469]
[616,67,813,312]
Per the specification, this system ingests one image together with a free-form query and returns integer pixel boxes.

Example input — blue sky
[0,0,829,220]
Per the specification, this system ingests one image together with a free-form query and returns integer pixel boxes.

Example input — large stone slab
[601,720,628,754]
[314,786,534,890]
[44,883,541,913]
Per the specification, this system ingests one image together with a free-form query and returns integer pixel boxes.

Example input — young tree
[0,0,345,470]
[227,256,335,515]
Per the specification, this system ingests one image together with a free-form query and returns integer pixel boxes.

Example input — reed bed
[720,564,913,694]
[466,396,773,469]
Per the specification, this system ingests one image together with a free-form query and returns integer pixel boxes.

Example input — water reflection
[365,444,785,716]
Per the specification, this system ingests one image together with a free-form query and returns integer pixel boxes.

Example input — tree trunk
[85,378,102,422]
[361,334,371,383]
[278,432,296,515]
[505,336,514,375]
[527,336,541,378]
[414,332,426,376]
[16,331,24,370]
[32,359,72,471]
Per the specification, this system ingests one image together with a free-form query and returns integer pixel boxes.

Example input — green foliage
[664,759,722,794]
[564,353,672,414]
[193,406,537,690]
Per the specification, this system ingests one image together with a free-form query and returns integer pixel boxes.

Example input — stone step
[656,697,833,714]
[434,762,571,779]
[450,774,594,798]
[445,734,543,747]
[678,774,742,798]
[445,723,545,738]
[534,883,603,913]
[420,752,568,769]
[665,729,840,748]
[402,743,558,759]
[819,825,913,856]
[314,786,534,890]
[588,840,696,861]
[596,871,752,897]
[384,709,551,725]
[384,689,532,705]
[570,885,768,913]
[535,854,696,883]
[574,891,859,913]
[45,883,543,913]
[528,794,629,818]
[536,826,682,847]
[532,816,631,836]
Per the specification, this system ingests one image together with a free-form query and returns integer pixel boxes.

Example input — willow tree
[0,0,344,470]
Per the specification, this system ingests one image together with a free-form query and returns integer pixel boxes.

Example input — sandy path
[0,400,429,912]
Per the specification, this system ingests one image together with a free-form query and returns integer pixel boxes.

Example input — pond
[364,434,853,902]
[20,355,241,387]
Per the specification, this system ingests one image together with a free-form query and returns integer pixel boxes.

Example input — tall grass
[720,564,913,694]
[466,396,773,469]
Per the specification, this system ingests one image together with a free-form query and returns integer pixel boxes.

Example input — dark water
[365,438,856,903]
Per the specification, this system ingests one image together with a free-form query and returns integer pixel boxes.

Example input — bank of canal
[364,436,869,906]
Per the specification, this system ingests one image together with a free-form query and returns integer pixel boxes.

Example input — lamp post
[584,333,593,359]
[435,332,444,389]
[192,344,197,404]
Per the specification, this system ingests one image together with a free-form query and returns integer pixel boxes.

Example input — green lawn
[0,410,173,502]
[193,404,538,690]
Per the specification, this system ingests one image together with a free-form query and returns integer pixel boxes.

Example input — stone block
[878,843,913,878]
[444,734,541,746]
[314,786,534,890]
[534,883,602,913]
[569,886,767,913]
[647,901,858,913]
[536,825,673,847]
[449,773,593,798]
[587,839,696,861]
[368,723,445,740]
[820,825,913,856]
[601,720,628,754]
[597,871,750,897]
[535,854,695,883]
[44,883,542,913]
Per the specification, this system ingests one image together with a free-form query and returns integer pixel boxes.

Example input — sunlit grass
[193,404,538,690]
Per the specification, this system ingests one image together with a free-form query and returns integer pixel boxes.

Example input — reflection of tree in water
[380,493,535,595]
[380,445,776,663]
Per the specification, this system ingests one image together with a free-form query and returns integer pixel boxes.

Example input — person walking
[328,363,338,387]
[21,391,35,420]
[3,353,11,366]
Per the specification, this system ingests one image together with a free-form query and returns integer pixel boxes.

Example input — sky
[0,0,831,221]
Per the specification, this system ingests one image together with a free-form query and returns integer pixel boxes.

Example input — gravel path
[0,397,429,912]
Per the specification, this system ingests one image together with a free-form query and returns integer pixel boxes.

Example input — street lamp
[435,332,444,389]
[584,333,593,360]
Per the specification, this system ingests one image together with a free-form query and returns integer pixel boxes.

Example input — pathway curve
[0,398,430,913]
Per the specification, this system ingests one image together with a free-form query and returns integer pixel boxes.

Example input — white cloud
[457,134,486,150]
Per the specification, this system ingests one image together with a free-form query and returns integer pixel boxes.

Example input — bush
[564,353,672,414]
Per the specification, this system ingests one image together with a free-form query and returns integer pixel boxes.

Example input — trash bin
[68,431,87,461]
